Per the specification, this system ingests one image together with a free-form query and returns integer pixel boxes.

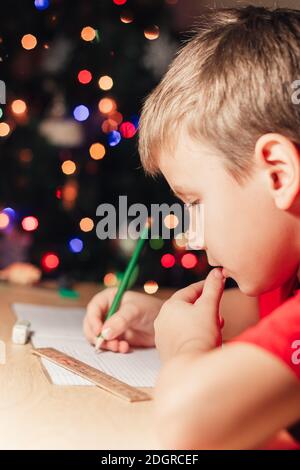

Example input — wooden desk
[0,282,159,450]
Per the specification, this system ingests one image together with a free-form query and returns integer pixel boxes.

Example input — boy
[84,6,300,449]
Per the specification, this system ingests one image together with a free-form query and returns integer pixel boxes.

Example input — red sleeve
[232,290,300,380]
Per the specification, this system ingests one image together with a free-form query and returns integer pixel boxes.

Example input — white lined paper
[13,303,160,387]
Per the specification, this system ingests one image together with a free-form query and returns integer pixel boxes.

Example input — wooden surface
[0,282,160,450]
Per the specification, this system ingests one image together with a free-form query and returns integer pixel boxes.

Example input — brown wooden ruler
[32,347,152,403]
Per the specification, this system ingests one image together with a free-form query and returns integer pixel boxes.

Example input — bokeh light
[164,214,179,230]
[79,217,94,232]
[81,26,96,42]
[144,280,159,294]
[173,232,188,250]
[34,0,49,10]
[0,123,10,137]
[98,75,113,91]
[69,237,83,253]
[73,105,89,121]
[78,70,92,84]
[89,142,106,160]
[11,99,27,115]
[98,97,116,114]
[41,253,60,271]
[61,160,76,175]
[22,216,39,232]
[181,253,198,269]
[108,130,121,146]
[19,148,33,164]
[101,119,118,134]
[161,253,175,268]
[3,207,16,221]
[103,272,118,287]
[144,25,160,40]
[119,121,136,138]
[150,237,164,250]
[0,212,10,229]
[21,34,37,50]
[120,12,134,24]
[113,0,127,5]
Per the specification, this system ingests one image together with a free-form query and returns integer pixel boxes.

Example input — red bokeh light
[41,253,60,271]
[78,69,92,84]
[161,253,175,269]
[181,253,198,269]
[120,121,136,138]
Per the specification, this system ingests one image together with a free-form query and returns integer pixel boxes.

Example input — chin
[232,277,264,297]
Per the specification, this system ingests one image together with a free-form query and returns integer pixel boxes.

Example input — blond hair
[138,6,300,182]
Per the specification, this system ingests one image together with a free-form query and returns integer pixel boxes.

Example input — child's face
[159,131,299,296]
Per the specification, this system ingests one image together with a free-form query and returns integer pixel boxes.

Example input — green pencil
[95,220,150,351]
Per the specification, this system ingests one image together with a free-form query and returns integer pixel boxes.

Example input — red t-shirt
[233,277,300,380]
[233,275,300,444]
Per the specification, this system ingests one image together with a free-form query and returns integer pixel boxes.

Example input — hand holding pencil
[83,219,164,353]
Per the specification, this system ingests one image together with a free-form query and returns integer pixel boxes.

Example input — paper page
[12,303,160,387]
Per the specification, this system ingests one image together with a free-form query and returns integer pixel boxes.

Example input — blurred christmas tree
[0,0,211,290]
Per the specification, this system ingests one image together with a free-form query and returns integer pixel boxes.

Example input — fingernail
[214,269,224,280]
[101,327,112,340]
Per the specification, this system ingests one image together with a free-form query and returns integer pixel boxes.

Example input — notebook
[12,303,161,387]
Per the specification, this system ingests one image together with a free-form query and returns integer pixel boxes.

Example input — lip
[222,268,230,278]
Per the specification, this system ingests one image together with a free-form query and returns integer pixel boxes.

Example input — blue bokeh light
[108,130,121,147]
[69,238,83,253]
[34,0,50,11]
[73,105,89,122]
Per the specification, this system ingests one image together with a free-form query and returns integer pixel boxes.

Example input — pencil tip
[95,336,104,352]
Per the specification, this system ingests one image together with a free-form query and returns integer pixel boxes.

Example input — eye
[186,200,201,208]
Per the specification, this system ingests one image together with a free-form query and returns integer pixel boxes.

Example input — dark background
[0,0,294,291]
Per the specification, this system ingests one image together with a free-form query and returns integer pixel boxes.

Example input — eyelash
[186,200,201,208]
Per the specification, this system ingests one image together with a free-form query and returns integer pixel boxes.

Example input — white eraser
[12,320,31,345]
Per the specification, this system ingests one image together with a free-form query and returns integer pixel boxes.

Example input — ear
[254,133,300,210]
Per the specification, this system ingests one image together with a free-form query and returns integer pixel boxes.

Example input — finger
[86,288,118,335]
[171,280,205,303]
[98,339,130,353]
[100,302,140,340]
[196,268,225,310]
[83,320,96,345]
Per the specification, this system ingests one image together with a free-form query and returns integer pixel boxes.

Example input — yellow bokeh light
[61,160,76,175]
[173,232,188,250]
[144,25,160,40]
[11,99,27,115]
[103,272,118,287]
[21,34,37,50]
[98,97,117,114]
[0,123,10,137]
[144,280,159,295]
[98,75,113,91]
[81,26,96,42]
[89,143,106,160]
[164,214,179,229]
[80,217,94,232]
[0,212,10,229]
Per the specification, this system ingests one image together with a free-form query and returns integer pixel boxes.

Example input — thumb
[195,268,225,310]
[100,303,139,341]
